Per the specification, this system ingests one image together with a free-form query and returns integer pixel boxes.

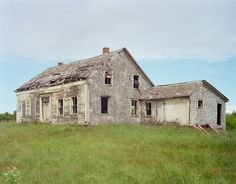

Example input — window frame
[146,102,152,116]
[105,71,112,85]
[131,99,138,116]
[198,100,203,109]
[101,96,109,114]
[71,97,78,114]
[133,75,139,88]
[58,99,64,115]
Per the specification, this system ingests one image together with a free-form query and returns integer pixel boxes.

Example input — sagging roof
[140,80,229,102]
[15,48,154,92]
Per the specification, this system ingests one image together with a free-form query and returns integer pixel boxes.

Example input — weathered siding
[16,81,87,124]
[190,86,226,129]
[87,50,152,124]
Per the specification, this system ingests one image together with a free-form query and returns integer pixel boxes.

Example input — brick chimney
[58,62,63,66]
[103,47,109,54]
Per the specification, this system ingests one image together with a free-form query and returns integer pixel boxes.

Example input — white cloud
[0,0,236,61]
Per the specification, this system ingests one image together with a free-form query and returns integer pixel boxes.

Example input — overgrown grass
[226,112,236,130]
[0,122,236,184]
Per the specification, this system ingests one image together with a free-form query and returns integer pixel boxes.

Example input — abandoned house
[15,47,229,129]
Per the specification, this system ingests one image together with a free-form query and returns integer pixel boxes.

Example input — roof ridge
[70,48,125,64]
[156,80,204,87]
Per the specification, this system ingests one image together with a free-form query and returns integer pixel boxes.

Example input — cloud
[0,0,236,62]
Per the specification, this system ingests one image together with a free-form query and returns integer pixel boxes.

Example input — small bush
[3,166,21,184]
[226,111,236,130]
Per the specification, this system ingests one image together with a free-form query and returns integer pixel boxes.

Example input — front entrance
[217,103,222,125]
[41,96,51,122]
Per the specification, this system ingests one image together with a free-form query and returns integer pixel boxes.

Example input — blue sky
[0,0,235,113]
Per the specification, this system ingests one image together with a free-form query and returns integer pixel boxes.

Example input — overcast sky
[0,0,235,113]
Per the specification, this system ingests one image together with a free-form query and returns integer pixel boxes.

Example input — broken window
[105,71,112,84]
[198,100,203,108]
[133,75,139,88]
[146,102,152,116]
[58,99,63,115]
[131,100,138,115]
[22,101,26,117]
[71,97,77,114]
[101,97,109,114]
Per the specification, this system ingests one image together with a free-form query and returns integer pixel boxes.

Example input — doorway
[41,96,51,122]
[217,103,222,125]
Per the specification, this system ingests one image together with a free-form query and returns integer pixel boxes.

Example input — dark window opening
[133,75,139,88]
[58,99,63,115]
[72,97,77,114]
[105,71,112,84]
[198,100,203,108]
[101,97,108,114]
[146,102,152,116]
[217,103,222,125]
[131,100,138,115]
[42,97,49,103]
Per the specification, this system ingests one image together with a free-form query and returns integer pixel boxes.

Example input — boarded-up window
[58,99,63,115]
[31,100,35,116]
[22,101,26,117]
[101,97,108,114]
[72,97,77,114]
[133,75,139,88]
[146,102,152,116]
[131,100,138,115]
[36,99,40,116]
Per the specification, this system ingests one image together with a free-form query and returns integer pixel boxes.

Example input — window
[36,99,40,116]
[131,100,138,115]
[146,102,152,116]
[22,101,26,117]
[58,99,63,115]
[101,97,109,114]
[71,97,77,114]
[198,100,203,108]
[105,71,112,84]
[31,100,35,116]
[133,75,139,88]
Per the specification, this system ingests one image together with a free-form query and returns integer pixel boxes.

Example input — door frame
[40,94,52,123]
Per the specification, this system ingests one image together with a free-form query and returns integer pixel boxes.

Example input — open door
[217,103,222,125]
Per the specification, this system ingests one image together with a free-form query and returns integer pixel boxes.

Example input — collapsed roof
[16,48,155,92]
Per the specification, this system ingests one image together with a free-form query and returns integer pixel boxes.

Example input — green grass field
[0,122,236,184]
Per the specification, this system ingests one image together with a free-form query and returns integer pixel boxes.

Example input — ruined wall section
[190,86,226,129]
[87,51,153,124]
[16,81,87,124]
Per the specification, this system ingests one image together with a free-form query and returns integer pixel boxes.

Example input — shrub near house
[0,112,16,122]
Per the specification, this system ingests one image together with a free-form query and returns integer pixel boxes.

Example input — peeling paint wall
[16,81,87,124]
[87,51,152,124]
